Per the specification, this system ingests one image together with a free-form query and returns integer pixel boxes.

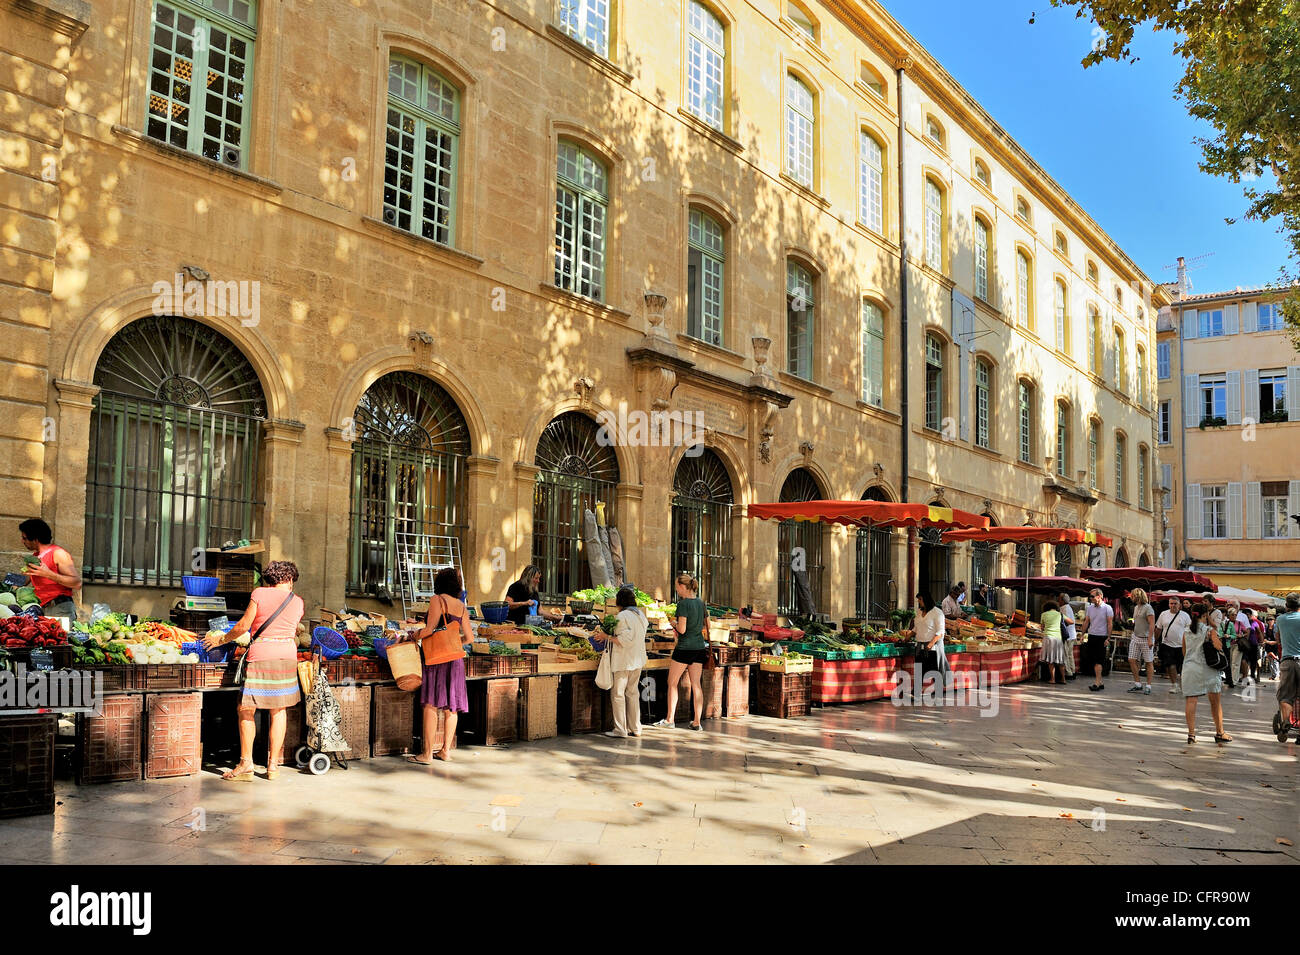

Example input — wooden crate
[216,567,256,593]
[518,675,560,741]
[77,694,144,784]
[756,670,811,718]
[700,666,724,719]
[336,683,372,759]
[723,665,750,717]
[0,715,56,817]
[145,693,203,779]
[371,684,418,756]
[142,664,200,691]
[566,672,603,734]
[467,678,518,745]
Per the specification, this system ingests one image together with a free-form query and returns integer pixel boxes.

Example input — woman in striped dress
[204,561,305,780]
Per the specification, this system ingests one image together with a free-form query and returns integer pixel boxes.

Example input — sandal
[405,754,436,765]
[1186,735,1196,744]
[1214,733,1233,744]
[222,762,255,782]
[265,764,280,780]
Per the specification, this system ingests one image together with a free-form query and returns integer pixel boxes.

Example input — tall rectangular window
[1113,329,1126,391]
[384,56,460,245]
[786,260,815,379]
[1138,447,1148,509]
[1088,421,1098,489]
[1262,481,1289,538]
[925,335,943,431]
[860,300,884,408]
[686,1,724,130]
[1136,348,1146,404]
[560,0,610,57]
[974,219,989,301]
[1259,369,1287,420]
[924,179,943,271]
[974,360,991,449]
[554,141,608,301]
[1114,435,1127,500]
[1202,484,1227,539]
[1157,341,1170,379]
[1257,303,1283,331]
[785,74,815,188]
[1087,309,1100,373]
[1158,400,1171,443]
[1199,308,1225,337]
[1016,251,1031,329]
[147,0,256,167]
[859,132,884,234]
[1018,382,1032,464]
[1199,374,1227,421]
[1056,403,1068,477]
[1054,280,1067,352]
[686,209,725,345]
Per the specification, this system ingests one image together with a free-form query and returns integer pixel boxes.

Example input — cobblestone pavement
[1,678,1295,864]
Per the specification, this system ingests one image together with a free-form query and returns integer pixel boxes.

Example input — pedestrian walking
[1262,615,1282,681]
[1273,593,1300,743]
[1155,596,1191,694]
[605,587,647,739]
[1083,588,1113,692]
[1039,601,1066,685]
[1236,608,1262,687]
[1181,603,1231,744]
[1057,592,1078,680]
[1126,588,1156,694]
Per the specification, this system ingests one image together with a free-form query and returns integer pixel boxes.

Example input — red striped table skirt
[812,657,914,704]
[980,649,1032,685]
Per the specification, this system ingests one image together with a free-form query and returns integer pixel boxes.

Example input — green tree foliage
[1042,0,1300,346]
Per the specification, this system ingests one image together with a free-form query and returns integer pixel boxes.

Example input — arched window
[1088,418,1100,489]
[856,485,895,620]
[147,0,256,167]
[1113,326,1126,391]
[1114,432,1128,501]
[974,357,992,449]
[778,468,825,614]
[924,177,944,271]
[1054,542,1073,577]
[384,55,460,244]
[973,216,990,301]
[859,61,885,99]
[1054,278,1068,353]
[786,258,816,379]
[970,512,1000,595]
[561,0,612,57]
[924,333,944,431]
[687,207,725,345]
[925,115,945,148]
[860,299,885,408]
[348,372,471,595]
[1015,196,1031,223]
[785,73,815,188]
[686,0,725,131]
[1135,346,1147,405]
[533,411,620,598]
[671,449,735,605]
[1138,444,1149,509]
[554,140,608,301]
[1016,249,1033,330]
[1054,231,1068,256]
[859,130,885,234]
[1018,379,1035,464]
[87,316,266,585]
[1114,546,1130,568]
[788,1,817,41]
[1056,400,1070,477]
[1086,260,1099,286]
[973,159,990,188]
[1138,551,1150,567]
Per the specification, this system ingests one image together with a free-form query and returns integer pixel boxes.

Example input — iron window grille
[777,469,824,615]
[671,449,735,606]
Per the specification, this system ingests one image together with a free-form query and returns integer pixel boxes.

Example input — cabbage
[146,653,164,664]
[182,653,199,663]
[161,653,180,664]
[15,586,37,607]
[0,605,11,619]
[0,592,15,606]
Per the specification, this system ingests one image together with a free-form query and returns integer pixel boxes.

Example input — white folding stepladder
[394,532,462,621]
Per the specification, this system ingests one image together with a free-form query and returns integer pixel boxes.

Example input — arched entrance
[671,449,735,607]
[777,468,825,615]
[532,412,620,599]
[1054,542,1074,577]
[918,500,951,602]
[969,513,1000,599]
[346,371,471,596]
[86,316,266,586]
[1114,547,1130,568]
[1138,551,1150,567]
[854,486,894,620]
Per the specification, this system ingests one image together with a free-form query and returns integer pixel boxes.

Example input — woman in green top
[1040,600,1066,685]
[653,574,711,731]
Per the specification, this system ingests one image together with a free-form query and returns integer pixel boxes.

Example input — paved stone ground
[1,678,1296,864]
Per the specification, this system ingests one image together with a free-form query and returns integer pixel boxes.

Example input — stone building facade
[2,0,1162,619]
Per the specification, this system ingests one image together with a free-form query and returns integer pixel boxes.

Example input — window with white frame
[560,0,611,57]
[925,335,944,431]
[861,300,884,408]
[147,0,256,166]
[1138,446,1148,508]
[926,116,944,148]
[1202,484,1227,539]
[554,140,608,301]
[859,62,885,98]
[1086,261,1098,285]
[1054,279,1067,352]
[1055,232,1068,255]
[786,260,815,379]
[1158,400,1171,444]
[859,132,884,234]
[1015,196,1030,223]
[1257,302,1284,331]
[924,178,943,271]
[974,218,989,301]
[785,74,815,188]
[1262,481,1290,538]
[974,159,990,188]
[1198,308,1225,338]
[1016,251,1032,329]
[975,359,991,449]
[788,2,816,41]
[1199,374,1226,422]
[384,55,460,245]
[686,208,724,345]
[1113,327,1126,391]
[686,1,725,131]
[1136,347,1146,404]
[1115,433,1127,500]
[1157,340,1170,379]
[1087,308,1100,374]
[1088,420,1098,489]
[1259,369,1287,420]
[1018,381,1033,464]
[1056,402,1069,477]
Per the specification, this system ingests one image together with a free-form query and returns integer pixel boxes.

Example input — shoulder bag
[233,591,296,684]
[421,595,468,666]
[1201,628,1227,671]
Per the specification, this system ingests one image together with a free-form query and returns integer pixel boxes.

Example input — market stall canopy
[993,576,1105,595]
[943,526,1114,546]
[746,501,989,530]
[1207,585,1285,610]
[1268,588,1300,598]
[1148,590,1277,611]
[1087,567,1217,592]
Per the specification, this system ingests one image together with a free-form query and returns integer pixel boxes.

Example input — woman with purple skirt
[403,567,470,763]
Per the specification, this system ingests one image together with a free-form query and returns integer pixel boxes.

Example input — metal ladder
[395,533,462,620]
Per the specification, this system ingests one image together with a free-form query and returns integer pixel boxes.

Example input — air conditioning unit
[222,146,240,166]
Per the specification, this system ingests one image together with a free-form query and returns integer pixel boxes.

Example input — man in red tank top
[18,518,81,621]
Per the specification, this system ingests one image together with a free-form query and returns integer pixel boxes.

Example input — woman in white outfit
[914,591,948,700]
[605,587,648,738]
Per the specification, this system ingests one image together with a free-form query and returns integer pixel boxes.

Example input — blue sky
[877,0,1290,294]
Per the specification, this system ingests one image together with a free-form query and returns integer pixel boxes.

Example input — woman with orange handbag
[402,567,470,763]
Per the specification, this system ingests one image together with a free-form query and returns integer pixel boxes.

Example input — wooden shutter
[1289,367,1300,422]
[1246,481,1261,539]
[1183,374,1200,428]
[1242,301,1258,333]
[1228,482,1243,539]
[1243,368,1260,422]
[1225,370,1241,424]
[1290,481,1300,539]
[1185,484,1202,539]
[1224,304,1239,335]
[1182,309,1198,340]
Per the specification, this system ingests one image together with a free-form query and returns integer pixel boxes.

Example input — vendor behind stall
[504,565,562,625]
[18,518,81,621]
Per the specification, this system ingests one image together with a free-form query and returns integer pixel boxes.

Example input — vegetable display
[1,616,69,650]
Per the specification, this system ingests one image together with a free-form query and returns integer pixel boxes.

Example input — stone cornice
[9,0,90,42]
[53,379,100,409]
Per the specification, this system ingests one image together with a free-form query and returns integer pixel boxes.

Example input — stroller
[294,651,352,775]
